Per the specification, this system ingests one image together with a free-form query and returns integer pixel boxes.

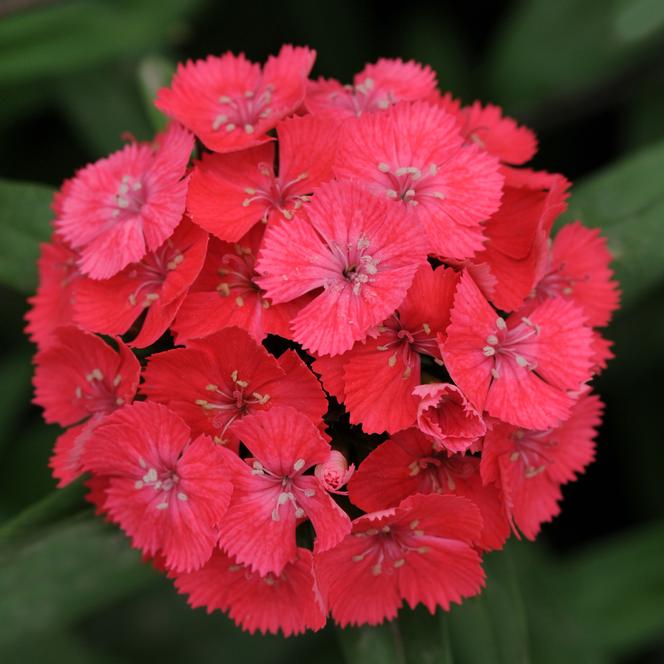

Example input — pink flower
[315,494,485,626]
[481,394,602,539]
[458,101,538,165]
[32,327,140,485]
[56,124,193,279]
[141,326,327,449]
[315,450,354,493]
[413,383,486,454]
[73,218,208,348]
[534,221,620,327]
[82,401,234,572]
[255,180,427,355]
[467,184,569,312]
[174,548,326,635]
[217,407,351,575]
[333,101,504,259]
[305,58,437,118]
[172,225,310,343]
[348,428,509,551]
[442,272,594,429]
[25,235,81,349]
[312,264,459,433]
[156,45,315,153]
[187,114,339,241]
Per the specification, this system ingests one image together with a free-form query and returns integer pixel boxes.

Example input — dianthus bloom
[28,46,619,636]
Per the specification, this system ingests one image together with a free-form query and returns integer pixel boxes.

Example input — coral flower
[187,114,339,241]
[172,225,309,343]
[25,235,80,349]
[174,548,326,635]
[217,407,351,575]
[334,101,504,259]
[348,428,509,551]
[82,401,234,572]
[481,394,602,539]
[412,383,486,453]
[313,264,458,433]
[56,124,193,279]
[73,218,208,348]
[156,45,315,153]
[305,58,437,118]
[534,221,620,327]
[315,494,485,626]
[32,327,141,485]
[141,326,326,448]
[442,272,594,429]
[255,180,427,355]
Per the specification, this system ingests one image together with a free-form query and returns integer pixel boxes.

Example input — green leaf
[0,349,33,453]
[0,179,54,293]
[560,140,664,307]
[0,0,202,87]
[445,546,530,664]
[0,480,86,544]
[562,522,664,655]
[0,513,156,648]
[57,64,154,158]
[338,621,406,664]
[487,0,664,115]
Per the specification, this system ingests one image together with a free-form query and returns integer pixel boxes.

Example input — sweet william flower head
[28,45,619,635]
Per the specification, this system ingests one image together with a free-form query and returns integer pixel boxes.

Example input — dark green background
[1,1,663,662]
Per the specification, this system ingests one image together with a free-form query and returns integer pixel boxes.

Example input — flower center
[509,429,557,478]
[194,370,270,443]
[74,367,125,413]
[113,174,146,219]
[134,458,187,510]
[211,86,273,134]
[376,162,445,206]
[241,164,310,221]
[483,316,540,379]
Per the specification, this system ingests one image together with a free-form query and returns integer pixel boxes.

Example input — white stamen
[293,458,305,472]
[496,317,507,330]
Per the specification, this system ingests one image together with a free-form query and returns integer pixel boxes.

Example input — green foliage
[0,179,54,293]
[488,0,664,115]
[560,140,664,308]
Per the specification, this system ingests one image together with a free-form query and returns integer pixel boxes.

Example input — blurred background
[1,1,663,662]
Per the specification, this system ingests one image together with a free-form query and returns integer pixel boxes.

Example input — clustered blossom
[28,46,619,635]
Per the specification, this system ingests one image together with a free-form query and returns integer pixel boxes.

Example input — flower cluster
[28,46,619,635]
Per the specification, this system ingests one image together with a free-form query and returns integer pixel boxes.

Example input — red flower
[156,45,315,153]
[73,218,208,348]
[32,327,140,485]
[534,221,620,327]
[481,394,602,539]
[442,272,594,429]
[172,225,309,343]
[413,383,486,454]
[468,184,569,312]
[315,450,354,494]
[174,548,326,635]
[187,114,339,241]
[333,101,504,259]
[56,124,193,279]
[82,401,234,572]
[312,264,458,433]
[315,494,485,626]
[141,326,326,449]
[348,428,509,551]
[25,235,80,349]
[458,101,538,165]
[218,407,351,575]
[256,180,427,355]
[305,58,437,118]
